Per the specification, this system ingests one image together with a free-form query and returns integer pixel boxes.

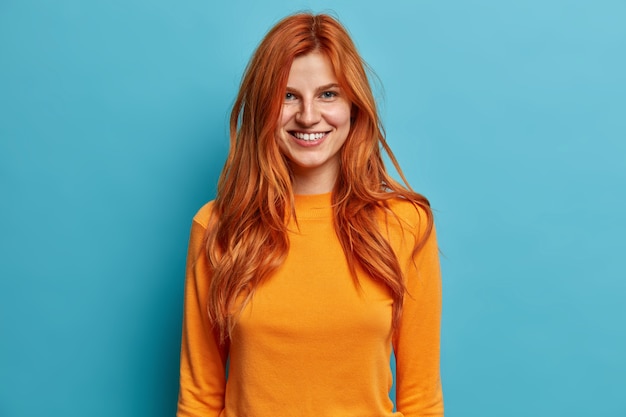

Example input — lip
[288,131,330,147]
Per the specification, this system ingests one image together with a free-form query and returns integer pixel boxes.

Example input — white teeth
[294,132,325,141]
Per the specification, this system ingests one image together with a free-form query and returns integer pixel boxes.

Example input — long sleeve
[177,209,229,417]
[393,212,444,417]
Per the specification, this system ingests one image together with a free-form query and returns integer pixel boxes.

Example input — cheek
[327,104,352,130]
[279,105,296,128]
[276,109,290,145]
[275,111,289,150]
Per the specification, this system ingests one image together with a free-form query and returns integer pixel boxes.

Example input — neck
[291,165,338,195]
[292,179,334,195]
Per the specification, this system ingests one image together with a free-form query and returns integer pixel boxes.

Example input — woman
[177,13,443,417]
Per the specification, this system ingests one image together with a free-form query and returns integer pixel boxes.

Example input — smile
[291,131,328,141]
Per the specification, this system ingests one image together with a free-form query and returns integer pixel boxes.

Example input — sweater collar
[293,192,333,219]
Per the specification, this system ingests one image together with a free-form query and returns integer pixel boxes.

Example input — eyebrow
[285,83,341,95]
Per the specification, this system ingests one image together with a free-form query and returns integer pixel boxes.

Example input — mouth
[290,131,329,141]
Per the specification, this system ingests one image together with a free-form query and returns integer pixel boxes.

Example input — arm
[177,216,229,417]
[394,221,444,417]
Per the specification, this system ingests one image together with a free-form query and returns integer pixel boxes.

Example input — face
[276,51,352,194]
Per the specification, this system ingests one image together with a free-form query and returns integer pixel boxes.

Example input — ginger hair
[205,13,433,342]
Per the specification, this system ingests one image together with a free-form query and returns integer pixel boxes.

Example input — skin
[276,51,352,195]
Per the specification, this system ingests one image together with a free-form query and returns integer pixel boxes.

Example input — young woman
[177,13,443,417]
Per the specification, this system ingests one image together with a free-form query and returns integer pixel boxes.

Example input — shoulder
[192,200,217,229]
[382,197,432,239]
[378,197,438,270]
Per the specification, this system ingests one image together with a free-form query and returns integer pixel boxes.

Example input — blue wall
[1,1,625,416]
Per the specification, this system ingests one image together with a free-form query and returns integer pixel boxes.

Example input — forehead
[287,52,338,87]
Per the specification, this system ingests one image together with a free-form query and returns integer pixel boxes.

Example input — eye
[285,92,296,100]
[321,91,337,99]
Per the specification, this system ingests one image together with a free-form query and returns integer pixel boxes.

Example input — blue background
[1,1,625,416]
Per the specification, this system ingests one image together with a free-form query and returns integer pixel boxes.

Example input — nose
[295,100,321,126]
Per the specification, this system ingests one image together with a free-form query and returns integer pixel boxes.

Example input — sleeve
[393,218,444,417]
[177,217,229,417]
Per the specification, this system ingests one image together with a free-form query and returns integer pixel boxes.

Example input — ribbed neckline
[293,192,333,219]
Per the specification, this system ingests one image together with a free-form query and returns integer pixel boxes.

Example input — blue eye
[321,91,337,99]
[285,92,295,100]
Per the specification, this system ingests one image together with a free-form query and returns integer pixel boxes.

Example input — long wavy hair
[206,13,433,342]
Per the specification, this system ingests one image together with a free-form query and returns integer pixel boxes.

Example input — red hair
[206,13,433,342]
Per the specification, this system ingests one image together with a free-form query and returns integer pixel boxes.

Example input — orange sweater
[177,193,443,417]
